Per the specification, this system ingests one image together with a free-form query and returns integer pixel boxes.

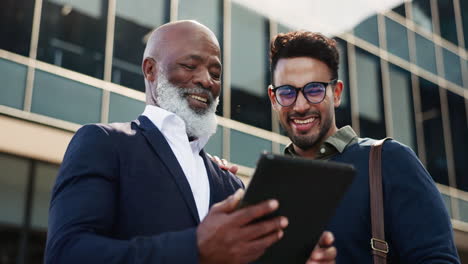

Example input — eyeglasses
[271,79,337,107]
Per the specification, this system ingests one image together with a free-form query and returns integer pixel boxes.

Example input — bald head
[141,20,222,107]
[143,20,219,62]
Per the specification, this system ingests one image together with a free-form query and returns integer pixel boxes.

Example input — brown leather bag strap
[369,138,391,264]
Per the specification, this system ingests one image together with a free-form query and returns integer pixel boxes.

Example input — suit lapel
[200,150,225,207]
[137,115,200,223]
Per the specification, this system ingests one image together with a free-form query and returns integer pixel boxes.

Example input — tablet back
[240,153,355,264]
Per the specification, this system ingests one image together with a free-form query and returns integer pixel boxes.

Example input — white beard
[154,73,219,139]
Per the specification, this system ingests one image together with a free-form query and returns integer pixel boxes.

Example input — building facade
[0,0,467,263]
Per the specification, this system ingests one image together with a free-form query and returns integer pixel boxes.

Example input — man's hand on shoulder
[208,154,239,175]
[197,189,288,264]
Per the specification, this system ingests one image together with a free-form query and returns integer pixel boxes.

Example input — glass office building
[0,0,467,262]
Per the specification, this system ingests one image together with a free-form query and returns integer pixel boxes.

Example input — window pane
[461,0,468,48]
[446,92,468,191]
[392,3,406,17]
[231,3,271,130]
[230,130,272,168]
[112,0,167,92]
[32,70,102,124]
[355,48,386,139]
[412,0,433,32]
[385,17,410,61]
[389,64,416,150]
[31,162,59,229]
[37,0,107,79]
[459,198,468,222]
[278,23,293,34]
[108,93,145,123]
[419,78,448,185]
[415,33,437,74]
[437,0,458,45]
[441,193,452,217]
[442,48,462,86]
[179,0,221,40]
[354,15,379,47]
[335,38,351,128]
[0,153,29,225]
[0,59,27,109]
[205,126,223,158]
[0,0,34,56]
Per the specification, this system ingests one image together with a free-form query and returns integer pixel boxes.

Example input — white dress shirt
[142,105,211,220]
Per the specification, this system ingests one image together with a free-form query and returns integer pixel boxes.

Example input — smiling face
[143,21,222,113]
[269,57,343,156]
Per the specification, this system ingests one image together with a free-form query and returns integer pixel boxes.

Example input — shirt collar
[142,104,211,152]
[284,125,358,159]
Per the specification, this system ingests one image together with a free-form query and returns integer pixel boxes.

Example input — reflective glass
[441,193,452,217]
[462,0,468,49]
[460,198,468,222]
[389,64,416,150]
[0,59,27,109]
[437,0,458,45]
[31,162,59,229]
[231,3,271,130]
[442,48,463,86]
[419,78,448,185]
[205,126,223,158]
[112,0,167,92]
[278,24,293,34]
[0,153,29,225]
[412,0,433,32]
[355,48,386,139]
[179,0,222,40]
[392,3,406,17]
[446,91,468,192]
[108,93,145,122]
[0,0,34,56]
[354,15,379,47]
[385,17,410,61]
[415,33,437,74]
[335,38,352,128]
[32,70,102,124]
[230,130,272,168]
[37,0,107,79]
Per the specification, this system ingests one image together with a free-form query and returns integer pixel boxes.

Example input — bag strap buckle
[370,238,389,254]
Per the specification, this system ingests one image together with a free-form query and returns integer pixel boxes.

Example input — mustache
[182,86,216,104]
[288,111,320,119]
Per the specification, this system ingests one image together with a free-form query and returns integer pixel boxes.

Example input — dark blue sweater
[326,138,460,263]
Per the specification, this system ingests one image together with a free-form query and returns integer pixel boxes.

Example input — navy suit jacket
[45,115,244,264]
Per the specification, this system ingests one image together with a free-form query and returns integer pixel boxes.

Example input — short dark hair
[269,31,339,84]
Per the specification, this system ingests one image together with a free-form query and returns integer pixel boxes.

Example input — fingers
[231,199,279,226]
[306,231,336,264]
[242,229,285,261]
[318,231,334,248]
[228,164,239,175]
[210,189,244,213]
[239,216,288,241]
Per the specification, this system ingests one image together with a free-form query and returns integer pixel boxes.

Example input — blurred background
[0,0,467,263]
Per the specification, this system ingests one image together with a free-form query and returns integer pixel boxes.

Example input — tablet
[238,153,356,264]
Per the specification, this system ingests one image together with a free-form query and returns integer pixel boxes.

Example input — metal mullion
[378,13,393,138]
[101,0,116,123]
[222,0,232,160]
[170,0,179,21]
[17,160,36,264]
[23,0,43,112]
[452,0,465,49]
[269,19,280,154]
[406,8,427,165]
[346,41,360,135]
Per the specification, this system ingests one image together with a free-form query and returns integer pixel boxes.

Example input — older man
[45,21,335,264]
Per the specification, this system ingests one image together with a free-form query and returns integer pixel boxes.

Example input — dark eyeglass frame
[271,79,338,107]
